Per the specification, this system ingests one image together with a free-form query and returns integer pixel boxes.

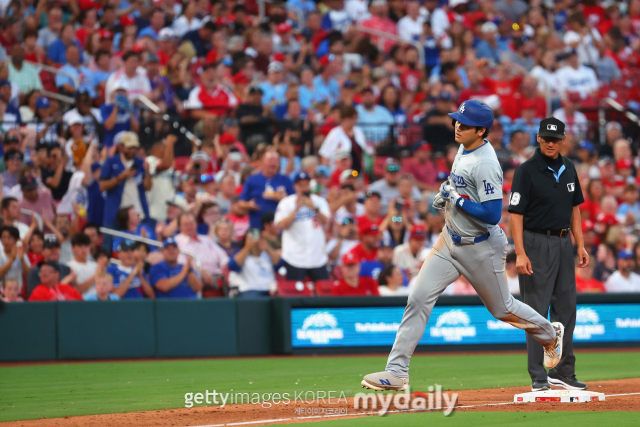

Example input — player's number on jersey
[510,192,521,206]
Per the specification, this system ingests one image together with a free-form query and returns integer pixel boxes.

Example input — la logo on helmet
[459,103,465,113]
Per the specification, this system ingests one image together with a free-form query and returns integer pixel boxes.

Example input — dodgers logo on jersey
[483,180,495,195]
[450,172,467,188]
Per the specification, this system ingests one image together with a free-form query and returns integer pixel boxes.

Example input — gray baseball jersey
[445,141,504,237]
[383,139,557,379]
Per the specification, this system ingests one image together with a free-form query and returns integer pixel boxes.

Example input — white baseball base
[514,390,605,403]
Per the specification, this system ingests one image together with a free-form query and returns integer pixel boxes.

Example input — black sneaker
[532,381,550,391]
[548,373,588,390]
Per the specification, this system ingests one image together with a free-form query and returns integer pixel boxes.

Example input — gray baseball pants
[386,225,557,378]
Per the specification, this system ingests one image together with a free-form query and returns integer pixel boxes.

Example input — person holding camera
[274,171,331,281]
[101,87,140,151]
[228,229,281,298]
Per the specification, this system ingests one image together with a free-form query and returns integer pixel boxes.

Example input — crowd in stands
[2,0,640,302]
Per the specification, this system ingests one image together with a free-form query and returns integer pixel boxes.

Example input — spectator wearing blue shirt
[99,132,152,245]
[92,50,113,89]
[83,272,121,301]
[239,150,294,229]
[475,21,509,64]
[355,87,395,144]
[100,86,140,147]
[379,85,406,125]
[55,44,96,98]
[287,0,316,18]
[149,237,203,298]
[312,54,340,105]
[181,21,216,57]
[616,184,640,224]
[259,61,287,106]
[228,230,282,298]
[107,240,155,299]
[112,205,157,252]
[46,23,83,65]
[137,8,165,40]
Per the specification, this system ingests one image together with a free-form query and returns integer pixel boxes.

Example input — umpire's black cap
[538,117,565,139]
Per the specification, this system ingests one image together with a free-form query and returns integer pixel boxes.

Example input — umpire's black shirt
[508,148,584,230]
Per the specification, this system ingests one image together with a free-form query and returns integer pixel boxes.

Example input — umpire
[508,117,589,392]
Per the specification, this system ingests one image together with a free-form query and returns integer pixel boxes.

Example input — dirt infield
[3,378,640,427]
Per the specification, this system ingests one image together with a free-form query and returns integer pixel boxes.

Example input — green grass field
[290,411,640,427]
[0,350,639,424]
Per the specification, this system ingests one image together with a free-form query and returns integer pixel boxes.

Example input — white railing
[137,95,203,147]
[356,26,425,66]
[19,208,43,230]
[41,90,75,104]
[99,227,202,273]
[23,59,80,87]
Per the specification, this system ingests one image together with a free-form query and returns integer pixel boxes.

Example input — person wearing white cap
[475,21,509,64]
[99,131,152,247]
[259,61,287,106]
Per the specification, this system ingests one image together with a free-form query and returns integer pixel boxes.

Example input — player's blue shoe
[544,322,564,370]
[361,371,409,391]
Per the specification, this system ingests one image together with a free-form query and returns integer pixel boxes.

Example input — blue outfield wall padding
[57,300,156,359]
[0,302,57,361]
[155,299,237,357]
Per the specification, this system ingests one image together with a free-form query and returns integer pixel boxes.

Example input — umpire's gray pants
[519,230,577,382]
[386,225,557,378]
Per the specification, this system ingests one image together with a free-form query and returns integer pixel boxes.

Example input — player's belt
[525,228,571,237]
[447,228,490,245]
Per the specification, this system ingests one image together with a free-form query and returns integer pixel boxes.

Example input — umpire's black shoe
[548,373,588,390]
[532,381,550,391]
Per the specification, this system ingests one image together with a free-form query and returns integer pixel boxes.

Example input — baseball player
[362,100,564,391]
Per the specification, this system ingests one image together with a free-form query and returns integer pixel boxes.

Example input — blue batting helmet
[448,100,494,132]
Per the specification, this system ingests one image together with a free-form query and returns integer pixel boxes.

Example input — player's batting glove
[441,183,463,208]
[432,193,446,211]
[438,180,449,196]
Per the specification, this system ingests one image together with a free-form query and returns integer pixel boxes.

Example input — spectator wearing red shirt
[29,261,83,301]
[482,64,525,120]
[75,9,98,47]
[402,142,438,191]
[520,76,547,119]
[356,190,383,231]
[458,68,490,104]
[156,28,177,67]
[348,223,380,262]
[580,0,606,26]
[331,252,380,296]
[361,0,398,53]
[575,262,605,293]
[0,17,20,51]
[328,151,353,189]
[186,61,239,120]
[582,220,598,256]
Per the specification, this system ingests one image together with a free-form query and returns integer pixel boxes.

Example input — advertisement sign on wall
[291,304,640,348]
